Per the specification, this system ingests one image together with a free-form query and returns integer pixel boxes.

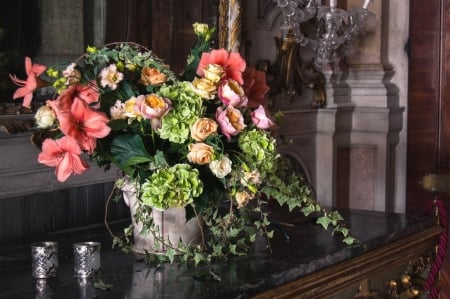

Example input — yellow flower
[203,64,224,84]
[190,118,218,141]
[192,78,217,99]
[187,142,215,165]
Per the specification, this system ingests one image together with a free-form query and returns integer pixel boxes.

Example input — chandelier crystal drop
[277,0,375,70]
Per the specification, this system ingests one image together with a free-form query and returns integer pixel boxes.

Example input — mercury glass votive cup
[31,241,58,279]
[73,242,101,277]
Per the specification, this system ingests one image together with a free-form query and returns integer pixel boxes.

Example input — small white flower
[62,63,81,85]
[209,156,232,178]
[100,64,124,90]
[110,100,127,120]
[34,105,56,129]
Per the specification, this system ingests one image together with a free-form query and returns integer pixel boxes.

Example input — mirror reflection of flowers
[10,23,356,263]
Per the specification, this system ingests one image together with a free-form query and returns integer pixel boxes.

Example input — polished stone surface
[0,209,436,299]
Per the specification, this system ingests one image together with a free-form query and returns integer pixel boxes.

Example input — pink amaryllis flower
[9,57,47,108]
[243,67,270,108]
[38,136,89,182]
[216,105,246,141]
[251,105,274,130]
[197,49,246,84]
[48,84,100,115]
[58,98,111,154]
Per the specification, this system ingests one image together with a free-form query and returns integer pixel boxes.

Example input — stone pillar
[35,0,85,66]
[329,0,405,211]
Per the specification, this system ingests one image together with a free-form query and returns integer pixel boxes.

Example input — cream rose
[209,156,232,178]
[187,142,215,165]
[191,118,218,141]
[241,170,262,186]
[192,77,217,99]
[34,104,56,128]
[235,190,254,208]
[203,64,224,84]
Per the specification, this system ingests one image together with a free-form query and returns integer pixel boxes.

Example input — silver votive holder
[73,242,101,277]
[31,241,58,279]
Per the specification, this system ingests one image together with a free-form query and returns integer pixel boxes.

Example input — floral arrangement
[10,23,356,264]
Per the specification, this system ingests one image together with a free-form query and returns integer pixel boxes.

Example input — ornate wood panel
[408,0,450,296]
[407,0,450,211]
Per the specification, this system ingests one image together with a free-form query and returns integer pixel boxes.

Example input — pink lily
[9,57,47,108]
[38,136,89,182]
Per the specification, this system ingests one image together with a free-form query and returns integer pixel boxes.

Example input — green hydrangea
[141,163,203,210]
[157,81,204,144]
[238,129,278,174]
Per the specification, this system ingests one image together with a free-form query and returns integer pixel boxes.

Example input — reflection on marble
[0,210,436,299]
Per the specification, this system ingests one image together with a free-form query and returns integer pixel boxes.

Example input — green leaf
[342,236,358,245]
[166,248,176,263]
[301,205,316,216]
[316,216,332,230]
[111,134,153,167]
[93,278,114,290]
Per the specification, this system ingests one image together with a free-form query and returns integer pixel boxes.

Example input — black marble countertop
[0,209,436,299]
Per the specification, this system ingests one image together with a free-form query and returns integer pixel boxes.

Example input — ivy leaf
[93,278,114,290]
[301,205,316,216]
[166,248,176,263]
[316,216,332,230]
[342,236,358,245]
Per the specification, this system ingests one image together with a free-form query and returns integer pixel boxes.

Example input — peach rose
[187,142,215,165]
[191,118,218,141]
[139,67,167,86]
[235,190,254,208]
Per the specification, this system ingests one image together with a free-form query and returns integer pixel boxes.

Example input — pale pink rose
[135,94,172,119]
[187,142,215,165]
[251,105,274,130]
[215,106,246,141]
[135,94,172,130]
[218,79,248,107]
[191,118,218,141]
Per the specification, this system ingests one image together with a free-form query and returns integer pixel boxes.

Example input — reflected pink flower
[197,49,246,84]
[243,67,270,108]
[58,98,111,154]
[38,136,89,182]
[9,57,47,108]
[216,106,246,141]
[251,105,274,130]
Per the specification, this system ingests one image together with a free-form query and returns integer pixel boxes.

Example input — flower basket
[10,23,357,265]
[121,178,203,254]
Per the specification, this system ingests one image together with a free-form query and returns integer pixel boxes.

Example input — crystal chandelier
[276,0,375,70]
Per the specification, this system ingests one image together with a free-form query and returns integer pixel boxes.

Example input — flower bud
[34,104,56,128]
